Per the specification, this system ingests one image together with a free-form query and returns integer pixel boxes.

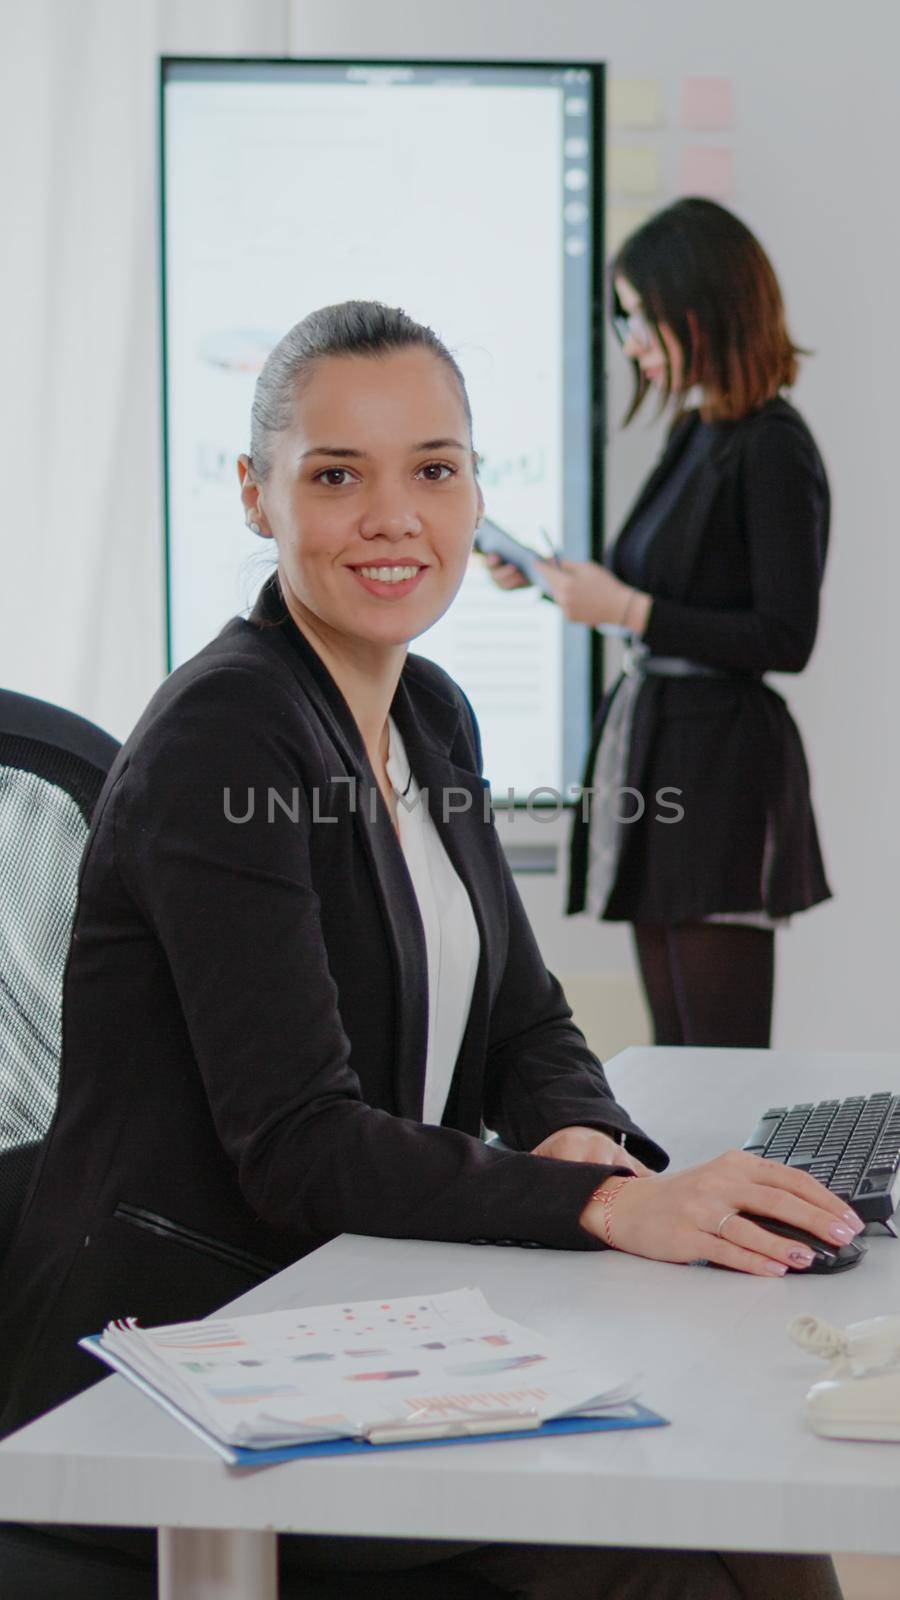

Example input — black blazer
[568,398,832,922]
[0,577,666,1436]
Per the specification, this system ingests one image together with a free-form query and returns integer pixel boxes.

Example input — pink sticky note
[681,77,733,131]
[679,146,734,200]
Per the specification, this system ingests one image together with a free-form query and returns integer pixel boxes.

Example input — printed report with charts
[81,1287,664,1463]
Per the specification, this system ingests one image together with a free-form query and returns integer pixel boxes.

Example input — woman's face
[614,275,685,394]
[240,348,483,651]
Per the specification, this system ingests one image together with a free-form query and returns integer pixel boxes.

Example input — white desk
[3,1047,900,1600]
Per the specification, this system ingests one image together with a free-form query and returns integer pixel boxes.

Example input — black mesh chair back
[0,688,119,1260]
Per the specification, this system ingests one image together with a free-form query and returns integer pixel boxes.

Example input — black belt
[623,645,732,680]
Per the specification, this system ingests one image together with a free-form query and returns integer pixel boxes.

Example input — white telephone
[788,1313,900,1441]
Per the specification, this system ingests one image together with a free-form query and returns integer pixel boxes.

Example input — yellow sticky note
[609,79,663,129]
[607,206,652,257]
[608,146,660,196]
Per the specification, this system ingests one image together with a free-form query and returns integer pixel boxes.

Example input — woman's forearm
[621,587,652,638]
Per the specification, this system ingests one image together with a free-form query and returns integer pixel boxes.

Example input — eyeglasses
[612,305,654,349]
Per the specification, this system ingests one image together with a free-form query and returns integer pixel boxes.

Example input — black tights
[632,922,775,1048]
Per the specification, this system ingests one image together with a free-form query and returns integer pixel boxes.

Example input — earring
[247,518,262,535]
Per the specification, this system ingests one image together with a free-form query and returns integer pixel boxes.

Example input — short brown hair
[613,198,806,425]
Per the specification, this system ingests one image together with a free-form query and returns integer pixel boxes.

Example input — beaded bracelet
[590,1174,634,1248]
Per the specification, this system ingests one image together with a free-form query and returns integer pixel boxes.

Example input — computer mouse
[737,1212,867,1273]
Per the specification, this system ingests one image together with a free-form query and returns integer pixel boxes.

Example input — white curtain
[0,0,289,740]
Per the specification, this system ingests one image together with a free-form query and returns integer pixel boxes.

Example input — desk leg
[158,1527,277,1599]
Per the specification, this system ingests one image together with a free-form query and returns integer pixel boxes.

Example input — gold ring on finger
[715,1209,740,1240]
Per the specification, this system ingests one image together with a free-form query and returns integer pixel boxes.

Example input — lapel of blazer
[389,674,501,1131]
[248,580,425,1117]
[666,428,737,601]
[613,411,741,602]
[612,412,700,551]
[248,581,496,1125]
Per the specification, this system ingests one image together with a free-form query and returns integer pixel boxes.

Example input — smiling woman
[0,301,845,1599]
[240,353,479,627]
[235,306,483,817]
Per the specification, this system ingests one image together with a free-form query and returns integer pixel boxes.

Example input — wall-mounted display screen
[162,58,603,800]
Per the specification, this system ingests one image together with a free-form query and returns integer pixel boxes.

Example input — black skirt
[567,673,831,925]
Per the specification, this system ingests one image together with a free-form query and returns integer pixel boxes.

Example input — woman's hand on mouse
[579,1149,865,1275]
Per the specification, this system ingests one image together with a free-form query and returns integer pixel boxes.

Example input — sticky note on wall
[679,146,734,199]
[608,79,662,129]
[681,77,733,131]
[608,146,660,195]
[607,206,652,256]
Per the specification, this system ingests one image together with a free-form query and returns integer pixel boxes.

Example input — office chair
[0,689,500,1597]
[0,687,119,1261]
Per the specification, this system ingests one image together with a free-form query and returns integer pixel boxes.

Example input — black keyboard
[742,1093,900,1229]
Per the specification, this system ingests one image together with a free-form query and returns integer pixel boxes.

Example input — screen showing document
[162,60,601,800]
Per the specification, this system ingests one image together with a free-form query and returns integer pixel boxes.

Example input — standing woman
[489,198,831,1048]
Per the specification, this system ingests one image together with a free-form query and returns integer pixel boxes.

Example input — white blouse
[385,718,481,1125]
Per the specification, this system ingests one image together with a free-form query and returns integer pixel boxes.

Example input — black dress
[568,397,832,924]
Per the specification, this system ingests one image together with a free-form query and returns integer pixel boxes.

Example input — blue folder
[81,1332,667,1469]
[228,1403,669,1468]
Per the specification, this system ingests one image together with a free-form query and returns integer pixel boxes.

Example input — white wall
[3,0,899,1051]
[0,0,286,727]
